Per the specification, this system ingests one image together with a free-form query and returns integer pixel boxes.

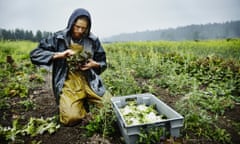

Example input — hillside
[103,20,240,42]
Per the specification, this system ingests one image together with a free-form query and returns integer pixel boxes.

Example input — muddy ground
[1,72,240,144]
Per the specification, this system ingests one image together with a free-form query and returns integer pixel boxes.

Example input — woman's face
[71,18,88,39]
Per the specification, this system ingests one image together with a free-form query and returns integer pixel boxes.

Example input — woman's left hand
[80,59,100,71]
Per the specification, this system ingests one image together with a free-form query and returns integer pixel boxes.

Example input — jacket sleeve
[30,35,56,66]
[93,38,107,75]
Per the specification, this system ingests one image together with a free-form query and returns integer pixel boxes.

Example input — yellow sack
[59,71,103,126]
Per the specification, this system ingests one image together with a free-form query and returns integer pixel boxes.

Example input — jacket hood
[67,8,92,36]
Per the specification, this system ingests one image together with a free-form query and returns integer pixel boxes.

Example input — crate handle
[125,97,137,102]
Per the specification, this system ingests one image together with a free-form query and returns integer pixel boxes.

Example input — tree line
[104,20,240,42]
[1,20,240,42]
[0,28,53,42]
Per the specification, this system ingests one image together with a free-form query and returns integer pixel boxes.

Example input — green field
[0,39,240,143]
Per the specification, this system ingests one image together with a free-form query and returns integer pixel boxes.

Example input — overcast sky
[0,0,239,38]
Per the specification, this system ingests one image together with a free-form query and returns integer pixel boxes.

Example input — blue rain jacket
[30,8,107,104]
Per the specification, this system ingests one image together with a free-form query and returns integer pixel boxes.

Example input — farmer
[30,8,107,126]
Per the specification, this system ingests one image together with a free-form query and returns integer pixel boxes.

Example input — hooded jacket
[30,8,107,104]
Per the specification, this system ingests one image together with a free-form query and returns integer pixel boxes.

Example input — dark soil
[0,72,123,144]
[1,72,240,144]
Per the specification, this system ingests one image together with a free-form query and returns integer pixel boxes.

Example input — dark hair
[75,15,89,25]
[72,15,90,35]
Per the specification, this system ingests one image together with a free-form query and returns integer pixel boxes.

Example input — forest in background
[0,20,240,42]
[0,29,52,42]
[104,20,240,42]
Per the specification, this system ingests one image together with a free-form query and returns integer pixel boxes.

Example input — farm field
[0,39,240,144]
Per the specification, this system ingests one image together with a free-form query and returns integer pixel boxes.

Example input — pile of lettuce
[119,100,167,126]
[0,116,60,141]
[67,43,92,71]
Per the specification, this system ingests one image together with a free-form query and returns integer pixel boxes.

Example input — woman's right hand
[53,49,75,59]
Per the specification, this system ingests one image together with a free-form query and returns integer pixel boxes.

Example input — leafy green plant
[210,127,231,144]
[18,99,35,111]
[138,127,167,144]
[23,116,60,137]
[0,119,22,141]
[0,97,10,110]
[84,100,116,137]
[0,116,60,143]
[102,69,142,96]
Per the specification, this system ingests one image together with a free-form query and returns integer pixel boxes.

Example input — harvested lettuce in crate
[119,100,167,126]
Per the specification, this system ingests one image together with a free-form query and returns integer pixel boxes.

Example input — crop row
[0,39,239,143]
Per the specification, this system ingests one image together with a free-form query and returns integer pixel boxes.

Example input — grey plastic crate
[111,93,184,144]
